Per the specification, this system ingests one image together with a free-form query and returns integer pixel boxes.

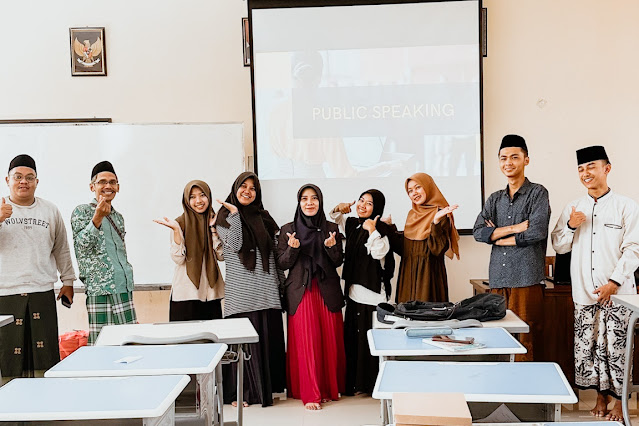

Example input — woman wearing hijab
[276,184,345,410]
[154,180,224,320]
[216,172,286,407]
[389,173,460,303]
[330,189,395,395]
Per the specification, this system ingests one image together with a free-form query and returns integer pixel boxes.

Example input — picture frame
[69,27,107,76]
[242,18,250,67]
[481,8,487,57]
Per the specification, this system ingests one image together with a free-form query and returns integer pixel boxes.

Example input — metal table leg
[215,363,224,426]
[379,356,387,425]
[144,401,175,426]
[622,312,639,426]
[551,403,561,421]
[237,343,245,426]
[196,372,213,426]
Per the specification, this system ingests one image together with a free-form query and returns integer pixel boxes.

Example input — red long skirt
[287,280,346,404]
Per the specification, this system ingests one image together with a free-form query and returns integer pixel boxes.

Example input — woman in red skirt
[276,184,346,410]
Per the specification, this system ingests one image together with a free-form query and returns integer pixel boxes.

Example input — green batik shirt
[71,200,134,296]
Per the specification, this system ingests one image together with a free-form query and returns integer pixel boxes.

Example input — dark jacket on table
[276,221,344,315]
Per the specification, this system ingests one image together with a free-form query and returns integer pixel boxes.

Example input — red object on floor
[59,330,89,360]
[287,279,346,404]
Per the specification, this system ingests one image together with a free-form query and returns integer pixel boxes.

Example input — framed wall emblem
[70,27,107,76]
[242,18,250,67]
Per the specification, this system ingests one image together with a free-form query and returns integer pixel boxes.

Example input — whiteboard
[0,123,244,286]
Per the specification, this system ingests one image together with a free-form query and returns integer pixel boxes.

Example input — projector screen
[250,0,483,231]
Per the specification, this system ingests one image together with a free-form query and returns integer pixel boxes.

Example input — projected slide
[252,1,481,229]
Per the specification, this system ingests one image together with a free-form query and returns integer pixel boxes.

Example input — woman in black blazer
[276,183,345,410]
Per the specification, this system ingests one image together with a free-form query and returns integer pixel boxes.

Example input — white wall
[0,0,253,151]
[2,0,639,318]
[445,0,639,302]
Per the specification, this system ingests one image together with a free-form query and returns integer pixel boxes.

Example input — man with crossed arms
[473,134,550,362]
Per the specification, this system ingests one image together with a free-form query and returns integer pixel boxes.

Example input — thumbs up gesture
[363,215,379,234]
[568,206,586,229]
[0,198,12,222]
[334,201,355,215]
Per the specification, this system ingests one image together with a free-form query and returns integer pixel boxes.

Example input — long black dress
[342,216,395,395]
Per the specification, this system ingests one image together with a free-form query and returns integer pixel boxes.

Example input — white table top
[373,309,530,334]
[472,423,622,426]
[0,375,190,421]
[367,327,526,357]
[612,294,639,312]
[0,315,13,328]
[373,361,576,404]
[45,343,227,378]
[95,317,259,346]
[381,423,624,426]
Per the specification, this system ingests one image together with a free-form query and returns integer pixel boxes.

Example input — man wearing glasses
[71,161,136,344]
[0,154,76,382]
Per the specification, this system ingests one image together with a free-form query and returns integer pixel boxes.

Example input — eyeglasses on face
[94,180,119,186]
[10,174,36,183]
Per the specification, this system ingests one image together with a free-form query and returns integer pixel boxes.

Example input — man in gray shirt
[0,154,76,382]
[473,135,550,361]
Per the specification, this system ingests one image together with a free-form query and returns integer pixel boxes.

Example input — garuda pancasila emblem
[73,37,103,67]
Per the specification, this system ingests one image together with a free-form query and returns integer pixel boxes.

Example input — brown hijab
[175,180,222,288]
[404,173,460,259]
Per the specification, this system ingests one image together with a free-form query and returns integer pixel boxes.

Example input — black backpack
[379,293,507,322]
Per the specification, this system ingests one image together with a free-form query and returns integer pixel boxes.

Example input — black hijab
[217,172,279,272]
[343,189,395,296]
[294,184,334,283]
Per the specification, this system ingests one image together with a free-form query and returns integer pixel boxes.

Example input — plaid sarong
[86,292,137,345]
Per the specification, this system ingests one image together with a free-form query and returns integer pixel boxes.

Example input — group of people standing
[473,135,639,422]
[0,156,137,384]
[0,135,636,421]
[155,171,460,411]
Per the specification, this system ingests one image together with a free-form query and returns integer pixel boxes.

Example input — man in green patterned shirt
[71,161,136,344]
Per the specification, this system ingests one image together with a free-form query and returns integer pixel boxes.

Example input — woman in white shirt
[331,189,395,395]
[154,180,224,320]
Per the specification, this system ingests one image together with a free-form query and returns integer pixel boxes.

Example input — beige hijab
[175,180,222,288]
[404,173,460,259]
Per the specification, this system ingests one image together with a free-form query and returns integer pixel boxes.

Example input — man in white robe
[552,145,639,422]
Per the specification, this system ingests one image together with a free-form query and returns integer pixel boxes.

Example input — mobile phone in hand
[60,295,72,309]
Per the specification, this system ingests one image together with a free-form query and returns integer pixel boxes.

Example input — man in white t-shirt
[0,154,76,382]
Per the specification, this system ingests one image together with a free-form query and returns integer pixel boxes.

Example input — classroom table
[94,318,258,426]
[368,326,526,363]
[0,315,13,328]
[611,294,639,426]
[369,327,527,423]
[373,309,530,335]
[0,375,190,424]
[45,343,227,426]
[472,423,622,426]
[0,315,14,383]
[384,423,622,426]
[373,361,576,424]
